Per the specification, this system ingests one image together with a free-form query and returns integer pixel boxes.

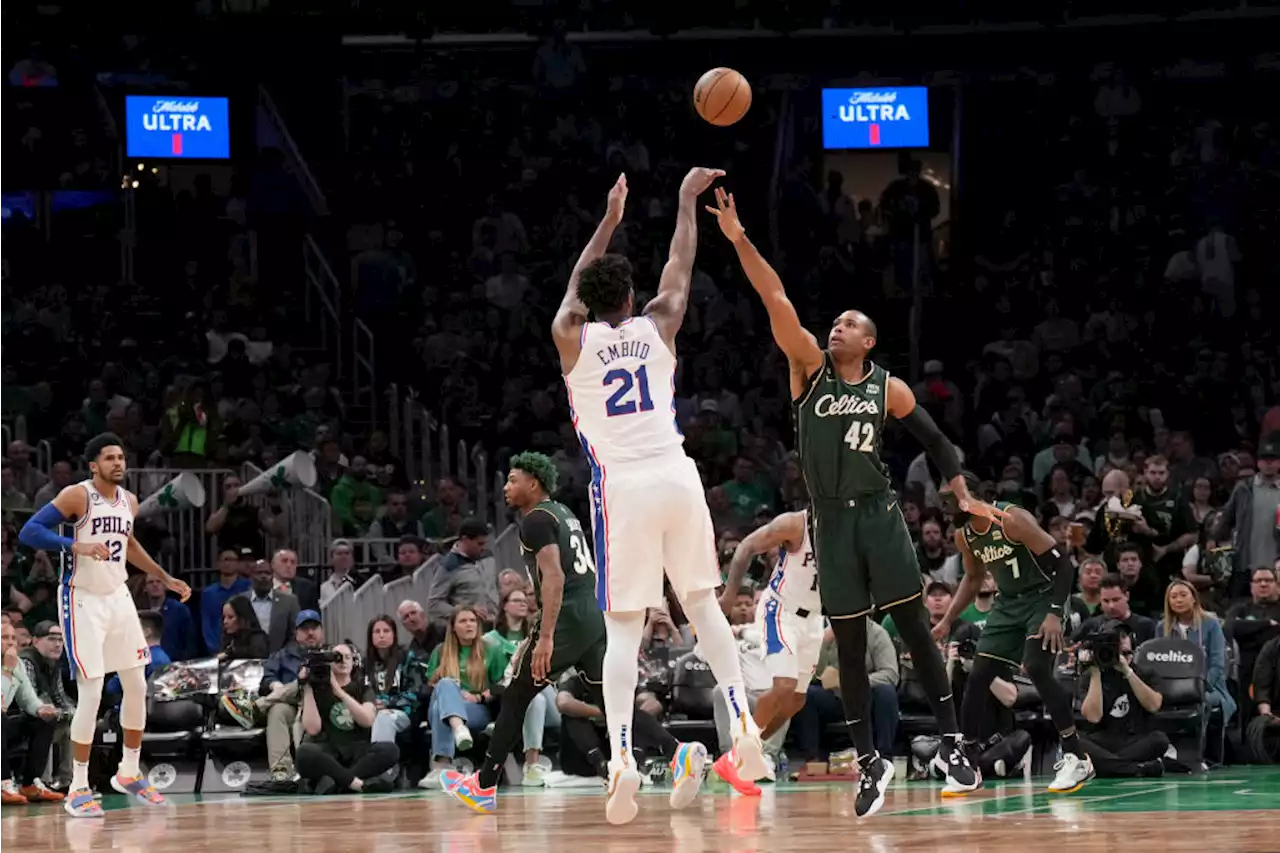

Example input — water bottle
[776,752,789,783]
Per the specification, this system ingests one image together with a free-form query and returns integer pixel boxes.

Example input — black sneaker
[1138,760,1166,778]
[854,754,895,819]
[932,735,980,794]
[361,776,394,794]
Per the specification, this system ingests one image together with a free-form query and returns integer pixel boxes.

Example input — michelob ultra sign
[821,87,929,150]
[126,96,230,159]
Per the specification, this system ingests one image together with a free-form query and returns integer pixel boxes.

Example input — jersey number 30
[603,366,655,417]
[569,532,596,576]
[843,421,876,452]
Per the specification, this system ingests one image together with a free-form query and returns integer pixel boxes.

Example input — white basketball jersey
[69,481,134,595]
[765,512,820,611]
[565,316,684,467]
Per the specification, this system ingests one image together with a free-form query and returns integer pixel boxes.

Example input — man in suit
[270,548,320,612]
[237,560,300,654]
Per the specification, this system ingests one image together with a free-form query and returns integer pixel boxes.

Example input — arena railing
[126,467,233,578]
[240,461,334,569]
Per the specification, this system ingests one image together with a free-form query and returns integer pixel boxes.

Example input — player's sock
[888,599,960,732]
[119,746,142,778]
[828,617,876,760]
[71,760,90,792]
[1060,731,1084,759]
[602,611,645,765]
[680,590,757,732]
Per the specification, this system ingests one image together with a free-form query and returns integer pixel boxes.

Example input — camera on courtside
[1079,619,1126,669]
[302,647,343,687]
[954,637,978,660]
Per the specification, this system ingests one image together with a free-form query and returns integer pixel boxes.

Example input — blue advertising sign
[821,87,930,150]
[125,96,230,159]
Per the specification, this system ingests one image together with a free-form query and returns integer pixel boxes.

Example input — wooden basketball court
[5,767,1278,853]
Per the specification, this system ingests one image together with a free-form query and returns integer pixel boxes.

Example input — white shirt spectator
[1195,228,1240,317]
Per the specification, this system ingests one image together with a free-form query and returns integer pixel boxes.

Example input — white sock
[602,611,645,767]
[681,590,758,735]
[71,760,90,791]
[119,747,141,778]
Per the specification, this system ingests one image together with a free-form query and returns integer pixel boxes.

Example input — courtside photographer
[1078,620,1169,777]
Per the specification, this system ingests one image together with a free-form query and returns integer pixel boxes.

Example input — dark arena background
[3,1,1280,851]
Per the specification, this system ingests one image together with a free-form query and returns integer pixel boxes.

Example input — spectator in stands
[422,477,468,539]
[421,605,506,788]
[219,597,269,659]
[205,474,285,555]
[484,588,529,658]
[1225,567,1280,706]
[1079,627,1168,777]
[1,618,62,805]
[5,441,46,500]
[238,559,300,654]
[1116,545,1162,617]
[1158,580,1237,741]
[882,581,954,641]
[201,548,252,654]
[30,460,72,511]
[1254,633,1279,720]
[320,539,357,605]
[1,462,31,516]
[330,456,383,537]
[18,621,74,789]
[425,518,493,629]
[1074,575,1157,645]
[1219,433,1280,598]
[106,611,170,698]
[916,518,950,582]
[1067,557,1107,634]
[271,548,319,612]
[397,598,444,658]
[296,642,396,795]
[256,610,326,779]
[642,605,692,648]
[496,569,526,604]
[391,535,428,581]
[367,490,424,564]
[365,614,429,745]
[138,574,195,661]
[793,619,899,764]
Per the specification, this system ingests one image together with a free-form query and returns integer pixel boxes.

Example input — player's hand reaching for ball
[72,542,111,561]
[705,187,746,243]
[679,166,726,200]
[164,575,192,602]
[959,497,1009,523]
[605,173,628,225]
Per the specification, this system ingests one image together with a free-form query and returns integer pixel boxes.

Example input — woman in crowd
[220,597,268,659]
[295,642,398,794]
[483,588,530,658]
[421,605,506,787]
[365,615,429,744]
[1189,476,1216,525]
[1157,579,1237,762]
[485,589,561,786]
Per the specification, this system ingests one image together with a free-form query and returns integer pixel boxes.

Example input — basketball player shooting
[19,432,192,817]
[705,189,1005,818]
[551,170,769,825]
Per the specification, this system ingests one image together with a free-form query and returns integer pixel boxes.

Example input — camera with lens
[1079,619,1127,669]
[302,647,343,687]
[955,637,978,660]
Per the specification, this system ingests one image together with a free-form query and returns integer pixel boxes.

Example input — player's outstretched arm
[552,174,628,352]
[705,188,822,377]
[719,511,805,611]
[645,166,725,347]
[935,531,983,640]
[124,494,191,602]
[18,486,95,558]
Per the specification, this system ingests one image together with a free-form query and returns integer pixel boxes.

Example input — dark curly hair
[510,451,559,495]
[576,253,634,318]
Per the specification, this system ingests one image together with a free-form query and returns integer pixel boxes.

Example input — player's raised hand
[72,542,111,561]
[605,173,628,224]
[679,166,726,199]
[959,497,1009,523]
[164,575,192,602]
[705,186,746,243]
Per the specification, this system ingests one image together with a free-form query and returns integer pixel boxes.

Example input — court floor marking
[878,781,1181,818]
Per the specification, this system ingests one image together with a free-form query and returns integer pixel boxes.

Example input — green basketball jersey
[962,504,1050,598]
[519,500,598,608]
[793,355,891,499]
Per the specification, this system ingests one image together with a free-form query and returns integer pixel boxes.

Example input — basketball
[693,67,752,126]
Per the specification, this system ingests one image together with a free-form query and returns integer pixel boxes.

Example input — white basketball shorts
[59,583,150,681]
[758,594,824,692]
[586,452,720,613]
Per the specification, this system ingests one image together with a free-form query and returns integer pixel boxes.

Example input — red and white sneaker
[712,751,761,797]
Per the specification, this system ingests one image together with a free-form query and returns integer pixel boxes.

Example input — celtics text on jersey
[793,355,892,499]
[962,505,1051,598]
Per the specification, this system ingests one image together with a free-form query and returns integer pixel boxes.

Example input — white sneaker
[418,766,450,789]
[520,763,547,787]
[605,759,642,826]
[731,712,769,782]
[668,742,708,809]
[761,754,777,783]
[1047,753,1094,794]
[453,725,474,752]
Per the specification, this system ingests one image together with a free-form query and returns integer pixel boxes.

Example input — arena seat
[1134,637,1207,765]
[201,659,274,793]
[895,667,938,738]
[664,649,718,742]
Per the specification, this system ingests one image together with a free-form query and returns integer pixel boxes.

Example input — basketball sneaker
[1047,753,1095,794]
[730,711,769,782]
[605,757,642,826]
[63,788,104,818]
[668,742,708,809]
[932,735,980,795]
[711,751,761,797]
[111,774,166,806]
[441,771,497,814]
[853,754,895,819]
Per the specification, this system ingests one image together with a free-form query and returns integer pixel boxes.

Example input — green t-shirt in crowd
[307,680,375,749]
[426,641,508,694]
[483,626,528,665]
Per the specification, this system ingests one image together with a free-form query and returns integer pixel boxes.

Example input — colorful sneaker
[63,788,104,818]
[1,780,28,806]
[605,758,642,826]
[668,742,708,810]
[442,771,497,814]
[111,774,166,806]
[712,752,761,797]
[730,713,769,782]
[20,778,65,803]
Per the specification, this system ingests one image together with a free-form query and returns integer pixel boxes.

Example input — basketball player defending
[706,189,1003,817]
[19,433,192,817]
[716,510,823,793]
[553,171,768,825]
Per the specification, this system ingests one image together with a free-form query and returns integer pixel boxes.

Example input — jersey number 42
[843,421,876,452]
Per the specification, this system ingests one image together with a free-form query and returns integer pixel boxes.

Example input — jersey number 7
[604,366,655,417]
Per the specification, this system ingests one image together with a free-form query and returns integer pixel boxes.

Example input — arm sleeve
[520,510,560,552]
[1033,543,1076,613]
[18,503,74,553]
[896,406,962,482]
